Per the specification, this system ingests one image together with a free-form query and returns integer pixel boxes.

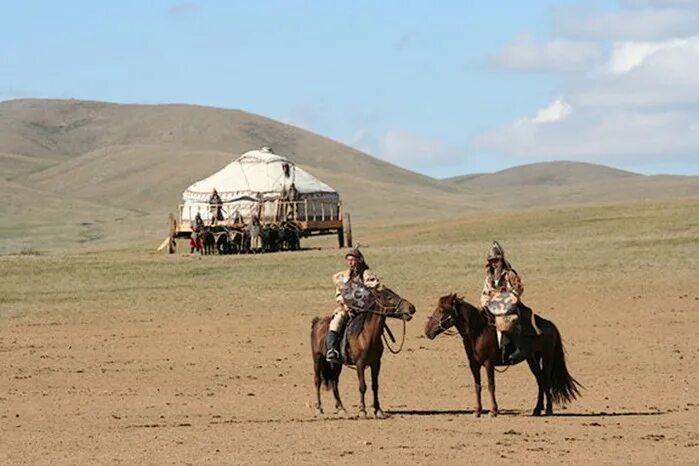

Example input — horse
[310,287,416,418]
[262,224,280,252]
[279,221,301,250]
[200,228,216,255]
[216,231,232,255]
[424,294,581,417]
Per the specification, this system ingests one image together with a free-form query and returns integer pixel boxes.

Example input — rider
[209,188,223,225]
[193,212,205,232]
[480,241,523,308]
[325,247,380,363]
[480,241,535,363]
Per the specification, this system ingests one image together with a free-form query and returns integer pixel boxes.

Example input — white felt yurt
[180,147,339,224]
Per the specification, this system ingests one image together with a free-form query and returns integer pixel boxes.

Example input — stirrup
[508,349,528,364]
[326,349,340,363]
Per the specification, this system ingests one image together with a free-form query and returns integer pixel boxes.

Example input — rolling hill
[446,161,638,191]
[0,98,697,251]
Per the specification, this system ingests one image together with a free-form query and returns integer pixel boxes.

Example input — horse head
[374,286,416,321]
[424,293,461,340]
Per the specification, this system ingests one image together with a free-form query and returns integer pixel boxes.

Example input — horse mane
[453,295,488,337]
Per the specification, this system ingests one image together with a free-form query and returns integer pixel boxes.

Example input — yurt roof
[183,147,337,201]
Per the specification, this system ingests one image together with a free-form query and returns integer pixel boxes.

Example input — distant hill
[447,161,638,191]
[0,99,469,222]
[0,98,440,187]
[0,98,697,251]
[446,161,698,208]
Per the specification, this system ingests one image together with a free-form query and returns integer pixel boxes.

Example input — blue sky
[2,0,698,177]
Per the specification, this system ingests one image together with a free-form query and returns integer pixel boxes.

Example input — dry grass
[2,198,697,318]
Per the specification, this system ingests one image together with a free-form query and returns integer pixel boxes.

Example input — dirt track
[2,264,698,465]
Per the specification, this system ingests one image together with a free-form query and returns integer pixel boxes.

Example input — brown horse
[311,287,416,418]
[424,294,581,417]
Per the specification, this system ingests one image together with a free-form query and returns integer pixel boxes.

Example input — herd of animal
[194,221,302,255]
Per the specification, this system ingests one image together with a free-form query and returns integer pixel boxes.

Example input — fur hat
[345,246,369,270]
[487,241,505,261]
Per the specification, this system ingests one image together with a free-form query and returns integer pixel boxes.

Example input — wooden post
[343,212,352,248]
[168,213,177,254]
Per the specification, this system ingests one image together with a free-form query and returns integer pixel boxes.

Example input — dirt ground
[2,201,699,465]
[2,275,697,465]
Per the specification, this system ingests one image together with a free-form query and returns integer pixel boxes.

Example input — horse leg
[542,351,554,416]
[356,362,368,418]
[332,379,346,414]
[470,362,483,418]
[485,361,498,418]
[313,355,323,415]
[526,356,545,416]
[371,360,385,418]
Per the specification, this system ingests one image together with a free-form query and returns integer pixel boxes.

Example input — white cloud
[554,6,699,41]
[350,129,461,168]
[607,38,691,73]
[529,98,572,124]
[491,33,602,72]
[477,108,699,161]
[476,3,699,166]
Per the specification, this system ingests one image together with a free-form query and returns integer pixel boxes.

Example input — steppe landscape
[1,99,698,464]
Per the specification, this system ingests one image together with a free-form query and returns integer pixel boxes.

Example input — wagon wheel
[168,213,177,254]
[337,225,345,248]
[343,212,352,248]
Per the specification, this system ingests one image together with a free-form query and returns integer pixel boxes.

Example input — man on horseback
[481,241,538,363]
[326,247,380,363]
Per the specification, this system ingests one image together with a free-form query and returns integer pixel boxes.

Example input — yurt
[180,147,340,224]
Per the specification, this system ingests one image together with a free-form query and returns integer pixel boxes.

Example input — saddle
[339,317,353,364]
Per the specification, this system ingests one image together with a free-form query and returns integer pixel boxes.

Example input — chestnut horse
[311,287,416,418]
[425,294,580,417]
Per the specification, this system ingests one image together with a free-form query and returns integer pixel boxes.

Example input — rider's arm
[506,270,524,297]
[333,272,350,309]
[480,276,492,308]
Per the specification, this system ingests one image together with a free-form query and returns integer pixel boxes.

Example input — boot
[508,331,531,364]
[325,330,341,363]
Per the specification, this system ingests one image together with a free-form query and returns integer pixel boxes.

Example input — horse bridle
[354,289,407,318]
[429,301,461,336]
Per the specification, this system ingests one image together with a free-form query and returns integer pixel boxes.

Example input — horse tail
[550,326,583,406]
[311,317,340,390]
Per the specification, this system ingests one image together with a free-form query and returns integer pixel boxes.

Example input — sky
[1,0,698,178]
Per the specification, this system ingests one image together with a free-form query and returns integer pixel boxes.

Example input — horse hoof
[545,409,553,416]
[473,411,482,419]
[315,408,324,416]
[335,406,347,415]
[489,410,498,418]
[532,410,542,417]
[375,410,386,419]
[359,410,368,419]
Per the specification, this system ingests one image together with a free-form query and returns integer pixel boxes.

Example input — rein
[382,319,406,354]
[432,298,513,373]
[348,291,410,355]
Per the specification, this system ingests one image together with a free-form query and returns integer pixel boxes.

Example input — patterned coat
[480,267,523,308]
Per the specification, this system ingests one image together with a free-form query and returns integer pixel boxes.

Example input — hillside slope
[448,161,638,192]
[0,98,697,251]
